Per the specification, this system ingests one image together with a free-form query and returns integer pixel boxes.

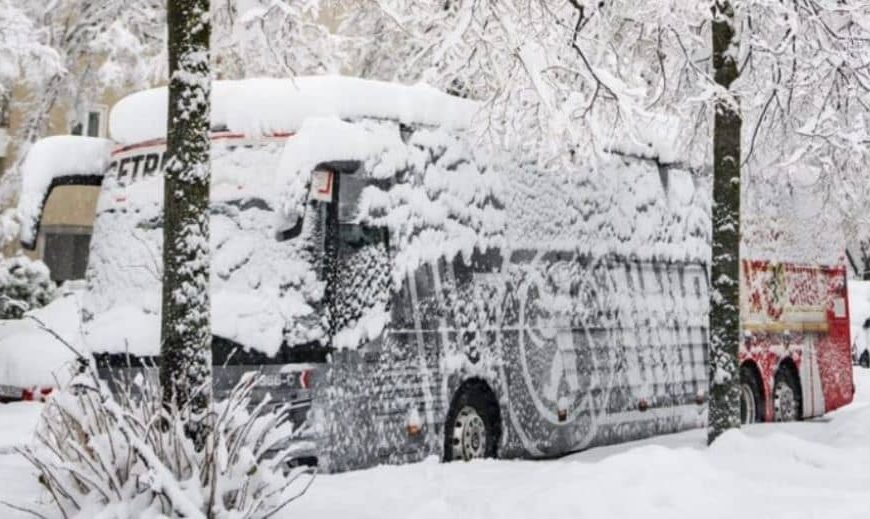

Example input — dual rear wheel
[739,363,802,424]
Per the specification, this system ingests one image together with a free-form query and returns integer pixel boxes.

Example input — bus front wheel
[443,382,500,462]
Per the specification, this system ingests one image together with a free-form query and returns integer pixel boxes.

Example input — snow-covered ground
[1,368,869,518]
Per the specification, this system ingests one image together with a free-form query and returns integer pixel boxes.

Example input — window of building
[70,105,108,138]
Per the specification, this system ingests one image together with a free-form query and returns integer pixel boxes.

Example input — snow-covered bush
[21,366,313,518]
[0,254,56,319]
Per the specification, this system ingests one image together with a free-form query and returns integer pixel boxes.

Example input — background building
[2,86,126,283]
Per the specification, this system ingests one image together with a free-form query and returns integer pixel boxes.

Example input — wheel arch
[740,359,765,397]
[775,355,804,418]
[739,359,766,422]
[776,355,801,384]
[443,377,503,460]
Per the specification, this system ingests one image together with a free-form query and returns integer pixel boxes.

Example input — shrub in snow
[0,254,56,319]
[20,366,313,518]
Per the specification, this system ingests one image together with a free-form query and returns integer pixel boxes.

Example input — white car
[0,285,84,402]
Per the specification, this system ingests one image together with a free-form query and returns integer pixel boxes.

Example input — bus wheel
[739,364,764,424]
[773,366,802,422]
[444,384,499,462]
[859,350,870,369]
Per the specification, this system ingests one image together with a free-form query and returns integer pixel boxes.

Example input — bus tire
[443,382,500,462]
[739,364,764,424]
[773,364,802,422]
[859,350,870,369]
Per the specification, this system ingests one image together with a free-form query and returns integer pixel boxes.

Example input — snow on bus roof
[17,135,114,248]
[109,76,479,144]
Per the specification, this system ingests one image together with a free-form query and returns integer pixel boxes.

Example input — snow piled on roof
[505,156,710,262]
[109,76,478,144]
[17,136,113,247]
[275,117,505,281]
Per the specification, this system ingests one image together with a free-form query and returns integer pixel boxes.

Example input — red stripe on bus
[111,132,294,156]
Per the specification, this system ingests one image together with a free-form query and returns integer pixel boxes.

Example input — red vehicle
[739,260,854,423]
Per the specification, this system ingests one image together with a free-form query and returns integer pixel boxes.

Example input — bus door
[321,166,392,350]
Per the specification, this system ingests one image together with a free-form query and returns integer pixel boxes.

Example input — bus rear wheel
[444,383,500,462]
[739,364,764,424]
[773,367,802,422]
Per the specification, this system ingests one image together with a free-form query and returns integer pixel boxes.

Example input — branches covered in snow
[212,0,341,78]
[735,0,870,264]
[0,0,165,207]
[0,0,62,95]
[345,0,870,264]
[19,367,313,518]
[341,1,710,165]
[1,0,340,205]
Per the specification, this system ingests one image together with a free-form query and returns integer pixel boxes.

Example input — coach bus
[15,76,854,472]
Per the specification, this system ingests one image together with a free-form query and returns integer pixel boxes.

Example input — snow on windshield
[17,135,114,247]
[109,76,479,145]
[84,139,324,357]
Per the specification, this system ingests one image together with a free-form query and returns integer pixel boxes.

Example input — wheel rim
[774,379,798,422]
[740,383,757,424]
[452,406,487,460]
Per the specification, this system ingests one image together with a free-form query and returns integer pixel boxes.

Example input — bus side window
[452,253,473,286]
[391,274,415,328]
[414,262,436,303]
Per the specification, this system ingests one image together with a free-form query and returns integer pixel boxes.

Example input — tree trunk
[0,89,9,176]
[161,0,212,447]
[858,242,870,280]
[708,0,742,445]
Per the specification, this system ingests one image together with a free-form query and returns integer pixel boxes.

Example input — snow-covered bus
[738,260,854,423]
[13,76,852,472]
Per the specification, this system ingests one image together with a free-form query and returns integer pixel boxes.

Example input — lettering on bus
[106,150,169,186]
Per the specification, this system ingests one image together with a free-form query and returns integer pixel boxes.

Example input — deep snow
[1,368,869,518]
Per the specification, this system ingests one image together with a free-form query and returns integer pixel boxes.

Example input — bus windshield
[82,138,327,359]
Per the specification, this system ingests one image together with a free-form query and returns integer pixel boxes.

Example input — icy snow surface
[109,76,478,144]
[1,368,869,518]
[17,136,113,246]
